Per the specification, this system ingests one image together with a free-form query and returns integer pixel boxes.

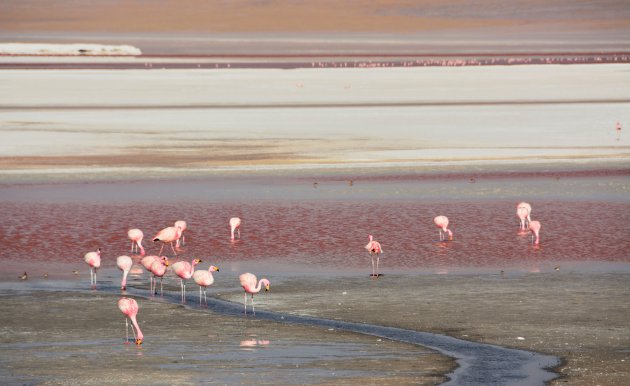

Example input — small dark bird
[554,266,560,271]
[72,270,79,275]
[43,272,49,279]
[19,272,28,280]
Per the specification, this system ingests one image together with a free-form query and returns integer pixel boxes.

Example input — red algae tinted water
[1,194,628,272]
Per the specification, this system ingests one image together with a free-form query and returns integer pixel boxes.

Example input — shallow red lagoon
[2,195,628,273]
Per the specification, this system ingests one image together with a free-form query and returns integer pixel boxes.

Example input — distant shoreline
[1,51,629,69]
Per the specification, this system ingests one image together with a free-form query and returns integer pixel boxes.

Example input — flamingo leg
[199,286,202,305]
[125,318,129,342]
[158,244,165,256]
[203,288,207,306]
[237,229,240,238]
[170,242,177,256]
[130,241,134,253]
[159,277,164,296]
[244,292,247,315]
[252,294,255,316]
[371,254,376,277]
[376,256,380,277]
[182,234,185,246]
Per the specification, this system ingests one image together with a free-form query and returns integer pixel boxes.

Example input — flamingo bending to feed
[529,220,542,246]
[239,273,270,315]
[116,255,133,290]
[230,217,241,240]
[434,216,453,241]
[516,202,532,229]
[365,235,383,278]
[193,265,220,305]
[117,297,143,345]
[152,225,182,256]
[140,255,165,290]
[84,248,101,287]
[171,259,202,303]
[149,257,169,296]
[174,220,187,248]
[127,228,145,256]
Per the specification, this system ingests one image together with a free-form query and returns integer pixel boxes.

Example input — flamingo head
[447,229,453,240]
[160,256,169,266]
[135,338,143,345]
[96,248,102,255]
[368,234,373,241]
[193,258,202,265]
[261,279,270,292]
[209,265,219,272]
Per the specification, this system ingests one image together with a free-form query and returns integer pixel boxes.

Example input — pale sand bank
[0,43,141,56]
[0,65,629,175]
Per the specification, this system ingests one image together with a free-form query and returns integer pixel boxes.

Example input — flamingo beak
[265,285,270,292]
[165,261,169,267]
[214,267,220,271]
[135,339,143,345]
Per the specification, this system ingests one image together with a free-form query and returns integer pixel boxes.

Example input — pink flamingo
[174,220,187,248]
[230,217,241,240]
[516,202,532,229]
[141,255,167,291]
[149,257,169,296]
[364,235,383,278]
[434,216,453,241]
[171,258,202,303]
[117,297,143,345]
[116,255,133,290]
[529,220,542,246]
[127,228,145,256]
[152,225,182,256]
[193,265,220,305]
[83,248,101,287]
[239,273,270,315]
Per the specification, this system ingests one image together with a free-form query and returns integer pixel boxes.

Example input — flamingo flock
[74,203,541,344]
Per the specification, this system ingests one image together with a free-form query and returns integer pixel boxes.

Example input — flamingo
[117,297,143,345]
[434,216,453,241]
[529,220,542,246]
[83,248,101,287]
[152,225,182,256]
[364,235,383,278]
[171,259,202,303]
[116,255,133,290]
[193,265,220,305]
[516,202,532,229]
[174,220,187,248]
[239,273,270,315]
[230,217,241,240]
[149,257,169,296]
[127,228,145,256]
[141,256,166,291]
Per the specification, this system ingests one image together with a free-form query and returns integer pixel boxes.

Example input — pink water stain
[1,199,629,272]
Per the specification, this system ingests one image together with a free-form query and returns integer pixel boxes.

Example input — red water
[2,198,628,271]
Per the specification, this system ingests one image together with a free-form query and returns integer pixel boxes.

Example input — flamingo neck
[121,269,129,288]
[130,315,143,340]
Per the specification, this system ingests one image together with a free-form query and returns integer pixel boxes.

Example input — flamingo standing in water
[149,257,169,296]
[171,259,202,303]
[193,265,220,305]
[516,202,532,230]
[141,256,166,291]
[434,216,453,241]
[127,228,145,256]
[152,225,182,256]
[365,235,383,278]
[239,273,270,315]
[174,220,187,248]
[83,248,101,287]
[529,220,542,246]
[116,255,133,290]
[230,217,241,240]
[117,297,143,345]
